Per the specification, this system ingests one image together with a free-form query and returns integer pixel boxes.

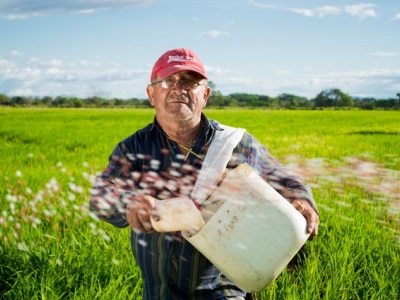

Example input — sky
[1,0,399,100]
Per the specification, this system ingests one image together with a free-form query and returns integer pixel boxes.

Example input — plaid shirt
[90,114,317,299]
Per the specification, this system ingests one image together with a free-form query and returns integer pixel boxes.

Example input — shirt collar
[148,113,223,133]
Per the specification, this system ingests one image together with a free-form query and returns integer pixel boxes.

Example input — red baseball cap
[150,48,208,82]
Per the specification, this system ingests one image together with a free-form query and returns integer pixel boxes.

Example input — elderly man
[90,48,319,300]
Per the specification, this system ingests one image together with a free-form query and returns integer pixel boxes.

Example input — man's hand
[125,195,159,233]
[292,199,319,239]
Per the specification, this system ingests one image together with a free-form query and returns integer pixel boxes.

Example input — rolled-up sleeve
[89,143,132,228]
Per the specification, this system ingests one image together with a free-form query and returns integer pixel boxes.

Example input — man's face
[146,71,211,123]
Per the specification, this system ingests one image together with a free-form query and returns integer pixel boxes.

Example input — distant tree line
[0,88,399,110]
[0,95,151,108]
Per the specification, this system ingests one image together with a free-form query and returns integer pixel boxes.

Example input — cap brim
[157,65,208,80]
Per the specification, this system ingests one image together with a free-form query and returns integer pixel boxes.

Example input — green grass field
[1,107,399,299]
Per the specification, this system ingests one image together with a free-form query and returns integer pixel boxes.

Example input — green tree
[70,97,83,108]
[207,81,226,107]
[0,94,11,106]
[11,96,33,106]
[42,96,53,106]
[53,96,70,107]
[315,88,353,107]
[207,90,225,107]
[84,96,105,107]
[278,93,309,108]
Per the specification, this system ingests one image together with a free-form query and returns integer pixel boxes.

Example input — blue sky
[1,0,399,99]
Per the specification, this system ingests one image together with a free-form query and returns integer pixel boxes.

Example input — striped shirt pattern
[90,114,317,299]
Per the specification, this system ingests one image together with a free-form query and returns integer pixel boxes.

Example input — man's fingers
[139,195,157,210]
[151,209,160,222]
[292,199,319,239]
[126,196,157,233]
[126,202,143,231]
[305,212,319,238]
[137,208,153,232]
[292,200,306,212]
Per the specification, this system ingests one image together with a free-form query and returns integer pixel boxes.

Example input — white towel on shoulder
[190,124,245,204]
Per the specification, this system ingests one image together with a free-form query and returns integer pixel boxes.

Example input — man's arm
[230,132,319,238]
[89,143,162,232]
[89,147,132,228]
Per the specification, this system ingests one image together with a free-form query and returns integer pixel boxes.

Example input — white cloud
[344,3,377,19]
[290,8,314,17]
[302,68,400,97]
[46,68,62,75]
[275,70,293,76]
[2,14,39,20]
[199,30,231,38]
[37,59,63,67]
[79,60,101,67]
[370,52,399,57]
[291,6,340,18]
[11,88,34,96]
[0,0,152,20]
[0,53,149,98]
[247,0,277,9]
[391,12,400,20]
[391,83,400,90]
[0,57,16,69]
[249,1,377,19]
[75,9,96,15]
[215,67,400,99]
[9,50,24,57]
[205,66,235,77]
[317,6,341,17]
[19,67,42,79]
[2,52,399,99]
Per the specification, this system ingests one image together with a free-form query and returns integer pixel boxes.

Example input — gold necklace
[166,136,204,161]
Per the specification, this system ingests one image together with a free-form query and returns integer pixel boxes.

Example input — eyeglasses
[151,78,207,90]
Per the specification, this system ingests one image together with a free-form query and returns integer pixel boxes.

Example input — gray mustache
[170,94,191,102]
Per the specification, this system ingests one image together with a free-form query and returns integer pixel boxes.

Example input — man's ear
[146,85,155,106]
[203,86,211,107]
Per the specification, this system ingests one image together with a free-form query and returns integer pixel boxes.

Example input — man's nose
[172,81,186,92]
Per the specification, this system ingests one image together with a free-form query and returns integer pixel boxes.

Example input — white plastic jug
[182,163,310,292]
